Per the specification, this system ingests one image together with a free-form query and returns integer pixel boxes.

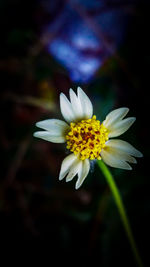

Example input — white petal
[107,117,136,138]
[60,93,76,123]
[77,87,93,119]
[103,107,129,128]
[75,159,90,189]
[59,154,77,180]
[101,148,132,170]
[69,88,83,120]
[66,158,82,182]
[33,131,66,143]
[126,156,137,164]
[103,142,138,164]
[105,139,143,158]
[36,119,69,135]
[107,147,136,163]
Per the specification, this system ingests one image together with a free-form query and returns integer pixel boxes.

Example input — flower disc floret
[66,115,108,160]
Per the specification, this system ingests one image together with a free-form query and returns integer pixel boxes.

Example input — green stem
[97,160,144,267]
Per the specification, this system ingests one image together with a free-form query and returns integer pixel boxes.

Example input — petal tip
[128,117,136,127]
[59,175,63,181]
[60,92,64,102]
[125,107,130,114]
[77,86,82,91]
[33,132,39,138]
[132,117,136,122]
[60,92,66,101]
[77,86,84,96]
[35,122,41,128]
[137,151,143,158]
[127,165,132,170]
[120,107,129,113]
[75,183,80,190]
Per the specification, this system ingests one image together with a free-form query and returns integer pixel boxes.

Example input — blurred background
[0,0,149,265]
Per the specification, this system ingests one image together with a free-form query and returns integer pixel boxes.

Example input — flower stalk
[97,160,144,267]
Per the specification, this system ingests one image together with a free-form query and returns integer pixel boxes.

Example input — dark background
[0,0,149,265]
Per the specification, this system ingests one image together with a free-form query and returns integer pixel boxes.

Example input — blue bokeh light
[40,0,134,83]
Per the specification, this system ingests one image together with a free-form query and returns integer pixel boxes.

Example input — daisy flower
[34,87,143,189]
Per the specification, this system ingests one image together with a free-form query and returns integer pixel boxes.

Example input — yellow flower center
[66,115,108,160]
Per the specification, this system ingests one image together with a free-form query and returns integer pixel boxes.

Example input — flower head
[34,87,143,189]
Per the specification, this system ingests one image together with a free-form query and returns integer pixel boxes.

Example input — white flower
[34,87,143,189]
